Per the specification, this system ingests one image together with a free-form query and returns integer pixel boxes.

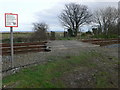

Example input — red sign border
[5,13,18,27]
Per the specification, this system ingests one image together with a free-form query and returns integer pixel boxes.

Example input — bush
[2,39,10,43]
[30,22,48,42]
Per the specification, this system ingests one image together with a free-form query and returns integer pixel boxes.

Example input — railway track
[0,41,51,55]
[81,38,120,46]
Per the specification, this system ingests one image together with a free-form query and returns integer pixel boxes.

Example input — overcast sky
[0,0,119,32]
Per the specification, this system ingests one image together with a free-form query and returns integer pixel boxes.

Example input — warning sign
[5,13,18,27]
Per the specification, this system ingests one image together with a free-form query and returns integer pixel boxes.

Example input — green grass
[2,32,33,40]
[3,51,118,88]
[1,32,33,43]
[92,34,119,39]
[95,72,109,88]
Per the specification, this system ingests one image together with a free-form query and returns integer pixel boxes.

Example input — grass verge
[3,51,118,88]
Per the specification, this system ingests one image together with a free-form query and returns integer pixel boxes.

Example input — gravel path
[2,40,118,77]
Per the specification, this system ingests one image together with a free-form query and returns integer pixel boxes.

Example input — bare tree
[94,7,118,35]
[118,1,120,36]
[59,3,92,37]
[31,22,48,41]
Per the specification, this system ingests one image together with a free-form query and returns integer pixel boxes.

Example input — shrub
[30,22,48,42]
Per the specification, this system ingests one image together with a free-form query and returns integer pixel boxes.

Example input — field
[2,32,33,40]
[1,32,33,43]
[1,32,119,42]
[1,32,65,43]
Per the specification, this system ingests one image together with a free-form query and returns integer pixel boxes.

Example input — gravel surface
[2,40,118,78]
[104,44,120,48]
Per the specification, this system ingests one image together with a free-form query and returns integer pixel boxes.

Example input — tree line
[32,2,119,41]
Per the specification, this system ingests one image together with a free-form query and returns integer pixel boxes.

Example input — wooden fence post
[64,31,68,37]
[50,31,55,40]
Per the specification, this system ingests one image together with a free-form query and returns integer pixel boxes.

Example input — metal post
[10,27,14,68]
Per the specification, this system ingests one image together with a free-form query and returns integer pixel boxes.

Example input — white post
[10,27,14,68]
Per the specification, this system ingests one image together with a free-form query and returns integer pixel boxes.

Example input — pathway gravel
[2,40,118,77]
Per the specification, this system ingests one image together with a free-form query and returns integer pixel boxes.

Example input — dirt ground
[47,40,118,88]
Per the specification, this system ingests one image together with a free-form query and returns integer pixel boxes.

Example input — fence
[1,41,50,55]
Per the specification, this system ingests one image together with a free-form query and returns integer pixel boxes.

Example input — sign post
[10,27,13,68]
[5,13,18,68]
